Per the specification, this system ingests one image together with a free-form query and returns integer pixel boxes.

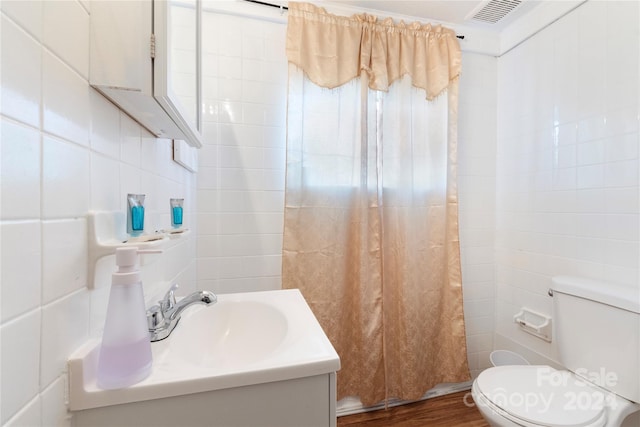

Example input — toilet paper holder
[513,308,552,342]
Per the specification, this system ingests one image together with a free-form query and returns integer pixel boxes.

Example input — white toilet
[472,276,640,427]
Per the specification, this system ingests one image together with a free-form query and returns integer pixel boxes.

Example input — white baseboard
[336,381,474,417]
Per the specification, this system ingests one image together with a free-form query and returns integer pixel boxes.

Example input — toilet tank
[551,276,640,403]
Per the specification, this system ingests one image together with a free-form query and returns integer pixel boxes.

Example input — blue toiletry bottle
[127,194,145,237]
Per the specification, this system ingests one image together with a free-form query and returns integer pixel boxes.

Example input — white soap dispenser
[96,247,158,389]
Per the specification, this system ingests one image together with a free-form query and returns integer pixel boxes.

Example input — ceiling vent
[471,0,522,24]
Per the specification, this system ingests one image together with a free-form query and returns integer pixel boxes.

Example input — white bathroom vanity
[68,290,340,427]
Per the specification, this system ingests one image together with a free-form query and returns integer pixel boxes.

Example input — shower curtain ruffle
[286,1,462,100]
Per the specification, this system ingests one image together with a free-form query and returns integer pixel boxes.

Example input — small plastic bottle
[96,247,155,389]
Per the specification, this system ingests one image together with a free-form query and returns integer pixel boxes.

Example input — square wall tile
[42,218,88,304]
[241,255,282,277]
[90,90,121,159]
[1,0,43,41]
[606,107,639,137]
[253,191,284,212]
[43,51,90,147]
[91,153,120,211]
[465,333,493,354]
[604,188,639,214]
[577,140,605,166]
[263,60,287,84]
[604,159,637,188]
[120,112,142,167]
[203,74,219,102]
[41,377,70,427]
[242,35,264,60]
[577,164,604,189]
[42,135,90,219]
[218,24,242,57]
[197,166,218,189]
[198,144,218,167]
[606,133,638,163]
[242,58,263,82]
[604,240,639,269]
[1,119,41,220]
[40,290,90,387]
[164,240,191,280]
[3,395,41,427]
[219,78,242,102]
[218,56,242,79]
[1,221,41,323]
[140,135,164,175]
[218,101,242,124]
[0,14,41,128]
[0,310,41,425]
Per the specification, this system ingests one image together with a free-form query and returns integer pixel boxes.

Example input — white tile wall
[0,222,41,322]
[495,0,640,361]
[1,13,41,128]
[42,134,91,218]
[42,50,90,147]
[0,1,197,425]
[42,219,88,304]
[197,12,287,294]
[0,121,41,218]
[0,310,41,425]
[40,378,70,427]
[40,290,90,389]
[458,52,498,378]
[3,397,42,427]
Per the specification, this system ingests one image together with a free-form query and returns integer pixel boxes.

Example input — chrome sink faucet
[147,284,217,342]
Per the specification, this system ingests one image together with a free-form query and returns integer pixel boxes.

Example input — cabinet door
[90,1,152,92]
[153,0,202,143]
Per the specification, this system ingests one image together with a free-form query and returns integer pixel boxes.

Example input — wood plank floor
[337,391,490,427]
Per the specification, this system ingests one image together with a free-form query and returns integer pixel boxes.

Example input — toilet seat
[474,365,607,427]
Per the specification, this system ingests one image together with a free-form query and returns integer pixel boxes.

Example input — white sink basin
[68,289,340,411]
[170,300,289,367]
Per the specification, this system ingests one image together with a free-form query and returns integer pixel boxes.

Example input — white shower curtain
[283,2,468,406]
[284,66,468,405]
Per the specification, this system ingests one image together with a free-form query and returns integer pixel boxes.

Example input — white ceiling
[321,0,542,31]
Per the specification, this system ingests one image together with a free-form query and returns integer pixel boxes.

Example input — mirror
[168,0,200,133]
[154,0,202,143]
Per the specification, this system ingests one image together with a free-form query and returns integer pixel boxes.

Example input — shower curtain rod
[243,0,466,39]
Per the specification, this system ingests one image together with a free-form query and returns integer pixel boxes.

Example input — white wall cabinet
[90,0,203,148]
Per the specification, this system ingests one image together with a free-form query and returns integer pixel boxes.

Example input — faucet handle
[160,283,179,312]
[147,304,165,330]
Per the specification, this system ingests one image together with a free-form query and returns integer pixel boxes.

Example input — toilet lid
[476,366,606,427]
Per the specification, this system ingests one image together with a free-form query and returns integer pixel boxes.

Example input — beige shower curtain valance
[286,2,462,100]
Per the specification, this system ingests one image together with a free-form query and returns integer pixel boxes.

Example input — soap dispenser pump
[96,247,159,389]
